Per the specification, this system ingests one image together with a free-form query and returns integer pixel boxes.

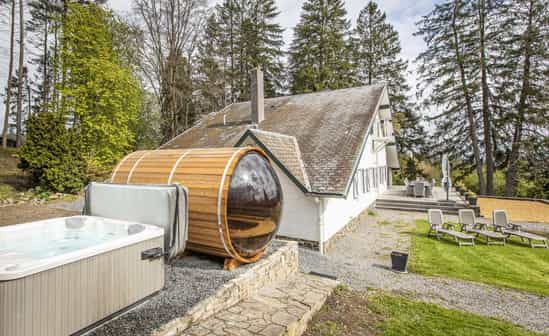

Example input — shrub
[403,157,422,180]
[392,170,405,185]
[460,170,506,195]
[19,113,87,193]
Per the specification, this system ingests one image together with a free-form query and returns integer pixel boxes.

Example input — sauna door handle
[141,247,164,260]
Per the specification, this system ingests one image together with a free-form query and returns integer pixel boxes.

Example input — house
[161,69,399,253]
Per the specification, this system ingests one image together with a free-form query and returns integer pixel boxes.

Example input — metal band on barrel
[217,148,246,259]
[111,151,137,181]
[126,151,151,183]
[167,150,193,184]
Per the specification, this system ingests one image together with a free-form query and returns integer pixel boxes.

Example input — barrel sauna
[110,147,283,267]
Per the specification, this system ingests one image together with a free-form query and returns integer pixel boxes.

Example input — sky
[0,0,440,131]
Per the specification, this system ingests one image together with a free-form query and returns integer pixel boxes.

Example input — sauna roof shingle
[160,84,386,195]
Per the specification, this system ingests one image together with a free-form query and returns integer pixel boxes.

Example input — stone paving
[181,274,338,336]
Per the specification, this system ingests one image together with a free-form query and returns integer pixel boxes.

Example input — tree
[289,0,354,93]
[201,0,285,104]
[135,91,162,149]
[492,0,548,196]
[59,3,142,171]
[353,1,425,157]
[27,0,63,114]
[133,0,207,142]
[2,0,16,149]
[238,0,285,98]
[195,13,227,114]
[19,113,86,193]
[15,0,25,148]
[416,0,486,194]
[476,0,495,194]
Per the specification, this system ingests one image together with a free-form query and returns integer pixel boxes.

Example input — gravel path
[299,209,549,334]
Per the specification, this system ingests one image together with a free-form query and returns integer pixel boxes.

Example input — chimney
[251,67,264,125]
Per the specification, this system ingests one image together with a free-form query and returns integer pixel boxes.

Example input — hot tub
[0,216,165,336]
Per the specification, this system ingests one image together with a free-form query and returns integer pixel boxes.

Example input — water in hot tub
[0,216,142,261]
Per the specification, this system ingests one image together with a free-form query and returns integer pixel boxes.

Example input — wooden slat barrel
[110,147,283,264]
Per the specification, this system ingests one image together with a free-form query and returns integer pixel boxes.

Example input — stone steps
[374,198,469,215]
[180,273,338,336]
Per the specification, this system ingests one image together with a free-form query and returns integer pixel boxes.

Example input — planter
[468,196,477,206]
[390,251,408,273]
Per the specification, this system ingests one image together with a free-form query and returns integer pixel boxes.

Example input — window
[353,176,359,199]
[380,167,384,184]
[361,169,367,193]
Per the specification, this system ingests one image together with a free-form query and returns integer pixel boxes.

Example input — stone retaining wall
[153,240,299,336]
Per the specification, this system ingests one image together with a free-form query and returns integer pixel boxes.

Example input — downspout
[316,197,325,255]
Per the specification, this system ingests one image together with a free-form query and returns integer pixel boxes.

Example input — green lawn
[369,292,540,336]
[410,220,549,296]
[305,286,540,336]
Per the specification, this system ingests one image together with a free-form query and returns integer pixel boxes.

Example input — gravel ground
[0,203,78,226]
[90,241,285,336]
[299,209,549,334]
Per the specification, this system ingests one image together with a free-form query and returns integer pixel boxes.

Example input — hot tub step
[180,273,338,336]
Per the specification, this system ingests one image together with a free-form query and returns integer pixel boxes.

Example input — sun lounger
[492,210,548,248]
[458,209,506,245]
[428,209,475,246]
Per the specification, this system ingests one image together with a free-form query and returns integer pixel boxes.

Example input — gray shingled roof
[161,84,386,195]
[236,129,311,192]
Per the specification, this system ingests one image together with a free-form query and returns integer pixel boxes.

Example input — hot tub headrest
[83,182,188,260]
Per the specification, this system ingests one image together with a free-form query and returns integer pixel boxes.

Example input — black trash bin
[390,251,409,273]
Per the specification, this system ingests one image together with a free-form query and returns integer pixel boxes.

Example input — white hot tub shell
[0,216,165,336]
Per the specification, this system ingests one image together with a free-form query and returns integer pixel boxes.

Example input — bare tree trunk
[451,0,486,194]
[478,0,494,194]
[2,0,16,149]
[15,0,25,148]
[52,21,59,112]
[26,71,31,116]
[42,8,49,113]
[505,0,533,196]
[229,0,235,102]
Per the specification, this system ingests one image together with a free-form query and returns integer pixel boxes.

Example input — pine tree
[416,0,486,194]
[195,13,227,114]
[244,0,284,97]
[288,0,354,94]
[353,1,425,157]
[211,0,285,102]
[476,0,496,194]
[492,0,548,196]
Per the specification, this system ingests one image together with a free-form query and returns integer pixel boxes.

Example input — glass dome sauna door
[227,152,283,257]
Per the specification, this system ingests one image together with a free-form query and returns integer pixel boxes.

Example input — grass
[410,219,549,296]
[305,286,540,336]
[369,292,540,336]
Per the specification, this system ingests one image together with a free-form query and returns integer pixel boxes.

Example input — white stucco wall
[273,165,320,242]
[321,112,390,242]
